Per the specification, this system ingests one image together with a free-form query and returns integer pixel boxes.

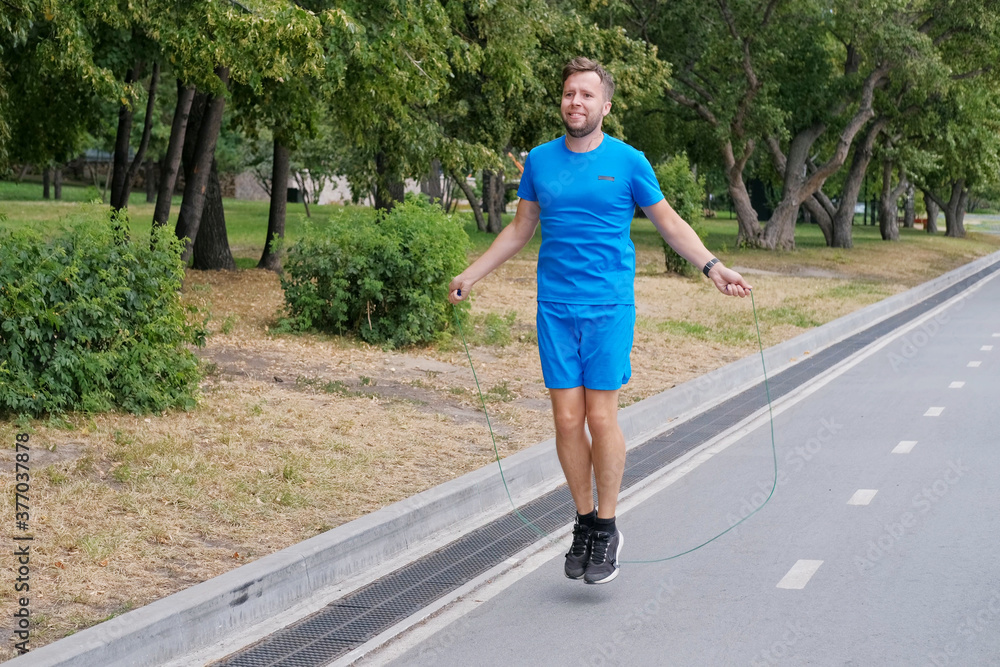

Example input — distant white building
[233,172,422,205]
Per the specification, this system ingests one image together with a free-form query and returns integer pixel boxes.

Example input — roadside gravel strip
[10,249,1000,667]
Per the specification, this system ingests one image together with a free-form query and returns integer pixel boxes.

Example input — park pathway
[217,263,1000,667]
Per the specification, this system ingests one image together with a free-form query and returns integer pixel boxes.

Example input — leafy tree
[302,0,455,210]
[228,3,328,271]
[911,82,1000,238]
[602,0,784,246]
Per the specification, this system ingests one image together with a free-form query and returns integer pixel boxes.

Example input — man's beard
[563,111,601,138]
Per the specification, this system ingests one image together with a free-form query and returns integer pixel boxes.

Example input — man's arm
[641,198,753,297]
[449,198,541,303]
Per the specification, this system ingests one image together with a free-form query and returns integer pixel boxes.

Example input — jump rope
[453,288,777,564]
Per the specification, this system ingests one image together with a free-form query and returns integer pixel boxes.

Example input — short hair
[562,57,615,101]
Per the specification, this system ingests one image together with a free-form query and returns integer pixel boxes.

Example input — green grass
[5,181,998,270]
[820,281,892,299]
[636,315,758,345]
[0,180,326,262]
[485,381,516,402]
[0,179,105,202]
[759,304,821,329]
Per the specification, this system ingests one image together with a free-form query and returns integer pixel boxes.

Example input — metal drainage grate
[217,261,999,667]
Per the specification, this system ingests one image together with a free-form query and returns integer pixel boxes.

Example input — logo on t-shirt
[598,175,615,181]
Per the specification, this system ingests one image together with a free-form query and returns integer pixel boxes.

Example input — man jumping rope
[448,57,752,584]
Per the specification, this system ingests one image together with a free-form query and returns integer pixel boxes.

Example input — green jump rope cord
[454,288,777,562]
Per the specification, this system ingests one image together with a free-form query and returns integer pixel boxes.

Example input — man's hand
[448,274,474,304]
[709,263,752,298]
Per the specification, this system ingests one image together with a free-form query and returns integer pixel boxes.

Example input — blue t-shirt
[517,135,664,305]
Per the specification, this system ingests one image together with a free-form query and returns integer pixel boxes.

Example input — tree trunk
[830,119,886,248]
[762,126,825,250]
[175,67,229,262]
[101,159,112,203]
[761,200,799,250]
[928,179,965,238]
[111,62,144,210]
[175,90,209,238]
[801,194,833,246]
[374,151,404,211]
[154,80,196,228]
[145,159,156,203]
[452,170,486,231]
[42,168,51,199]
[924,181,968,238]
[53,168,62,200]
[259,139,289,272]
[924,191,939,233]
[482,168,505,234]
[421,159,443,203]
[903,184,915,229]
[879,159,905,242]
[945,181,967,238]
[721,140,761,246]
[441,171,456,213]
[192,159,236,270]
[118,62,159,210]
[293,171,311,218]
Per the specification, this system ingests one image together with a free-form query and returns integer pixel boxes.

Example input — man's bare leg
[583,388,625,518]
[549,387,595,515]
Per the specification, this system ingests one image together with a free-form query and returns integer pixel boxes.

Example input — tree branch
[951,67,990,81]
[664,88,719,126]
[916,15,936,34]
[761,0,780,27]
[801,62,890,194]
[676,72,715,104]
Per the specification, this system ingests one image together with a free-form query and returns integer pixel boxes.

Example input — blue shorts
[536,302,636,390]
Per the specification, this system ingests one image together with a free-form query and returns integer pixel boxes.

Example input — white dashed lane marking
[777,560,824,590]
[847,489,878,505]
[924,407,945,417]
[949,381,965,389]
[892,440,917,454]
[982,345,994,351]
[968,361,982,368]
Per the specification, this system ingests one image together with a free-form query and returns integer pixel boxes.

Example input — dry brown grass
[2,229,998,656]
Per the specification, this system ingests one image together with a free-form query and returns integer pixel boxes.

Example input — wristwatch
[702,257,720,277]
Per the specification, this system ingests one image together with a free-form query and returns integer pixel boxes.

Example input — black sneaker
[564,520,593,579]
[584,529,623,584]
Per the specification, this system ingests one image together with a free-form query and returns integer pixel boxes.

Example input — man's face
[561,71,612,139]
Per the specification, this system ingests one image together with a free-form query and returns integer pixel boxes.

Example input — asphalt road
[378,274,1000,667]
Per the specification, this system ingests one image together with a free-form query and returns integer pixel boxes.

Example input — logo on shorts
[598,175,615,181]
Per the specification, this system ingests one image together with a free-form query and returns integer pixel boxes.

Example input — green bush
[0,209,205,417]
[654,153,707,276]
[279,199,470,347]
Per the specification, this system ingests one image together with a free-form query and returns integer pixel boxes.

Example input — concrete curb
[12,249,1000,667]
